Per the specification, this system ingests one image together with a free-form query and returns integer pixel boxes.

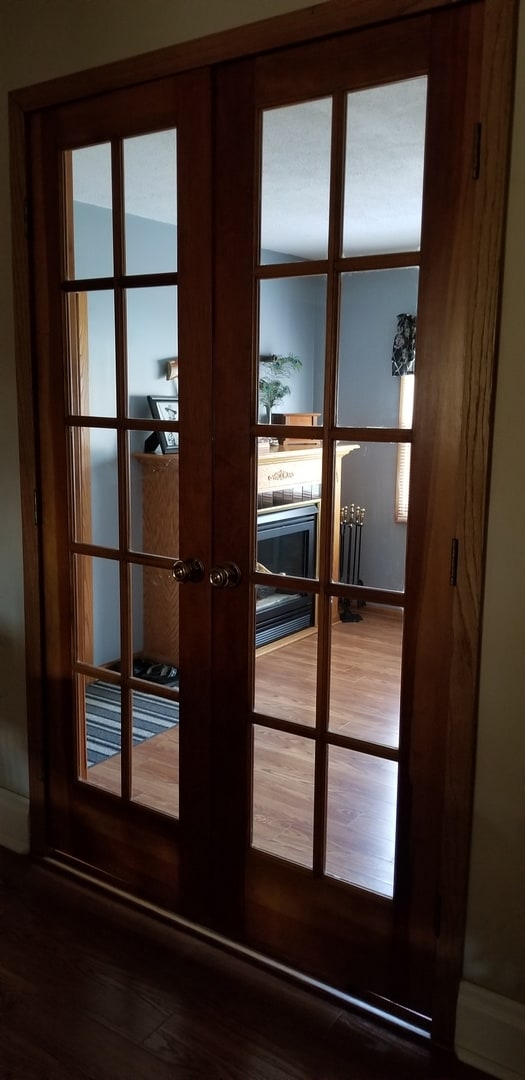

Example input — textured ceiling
[72,76,427,259]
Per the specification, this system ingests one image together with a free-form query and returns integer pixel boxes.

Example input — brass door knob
[171,558,204,583]
[209,562,242,588]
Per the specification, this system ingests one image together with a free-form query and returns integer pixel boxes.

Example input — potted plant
[259,352,302,423]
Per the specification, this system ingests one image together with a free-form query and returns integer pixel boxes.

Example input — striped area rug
[85,681,179,767]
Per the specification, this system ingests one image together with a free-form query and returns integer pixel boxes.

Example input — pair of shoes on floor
[133,659,179,685]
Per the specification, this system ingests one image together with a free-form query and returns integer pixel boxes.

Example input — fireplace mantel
[257,444,359,605]
[257,443,359,496]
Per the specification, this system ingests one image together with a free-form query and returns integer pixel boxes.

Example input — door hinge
[24,197,31,239]
[472,122,482,180]
[33,489,38,526]
[450,538,459,586]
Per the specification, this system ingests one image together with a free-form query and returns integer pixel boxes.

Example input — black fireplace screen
[256,503,318,647]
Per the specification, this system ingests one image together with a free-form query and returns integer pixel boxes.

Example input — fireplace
[256,502,318,647]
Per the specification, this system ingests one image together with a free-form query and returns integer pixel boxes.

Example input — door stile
[210,57,258,936]
[176,68,216,923]
[30,110,78,850]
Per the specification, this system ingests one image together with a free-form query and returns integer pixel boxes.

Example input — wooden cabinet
[271,412,321,447]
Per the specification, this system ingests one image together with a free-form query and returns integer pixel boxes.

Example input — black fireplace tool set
[338,504,366,623]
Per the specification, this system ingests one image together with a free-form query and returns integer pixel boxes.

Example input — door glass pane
[70,426,118,548]
[131,686,180,818]
[74,555,120,668]
[343,77,427,257]
[70,144,113,279]
[257,505,319,580]
[130,440,179,558]
[126,286,178,418]
[254,585,317,726]
[254,436,323,722]
[336,268,419,428]
[252,725,314,868]
[255,434,321,636]
[80,674,121,796]
[325,746,397,897]
[131,561,180,675]
[124,130,178,275]
[258,277,326,425]
[329,606,402,748]
[334,440,408,592]
[260,99,332,263]
[67,291,116,417]
[257,438,323,509]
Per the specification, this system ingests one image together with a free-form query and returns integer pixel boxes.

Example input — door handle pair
[171,559,241,589]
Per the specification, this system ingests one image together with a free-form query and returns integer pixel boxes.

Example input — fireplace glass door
[256,503,318,646]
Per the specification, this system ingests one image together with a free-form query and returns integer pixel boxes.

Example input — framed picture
[147,395,179,454]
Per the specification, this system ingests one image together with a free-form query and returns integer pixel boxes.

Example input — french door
[30,3,485,1027]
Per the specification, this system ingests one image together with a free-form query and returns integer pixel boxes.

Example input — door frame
[9,0,519,1046]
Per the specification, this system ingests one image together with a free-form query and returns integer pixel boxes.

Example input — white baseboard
[0,788,30,853]
[455,981,525,1080]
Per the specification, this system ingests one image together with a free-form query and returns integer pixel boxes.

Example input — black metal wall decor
[391,312,416,376]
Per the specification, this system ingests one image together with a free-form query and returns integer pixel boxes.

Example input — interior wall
[339,267,418,591]
[0,0,523,1041]
[259,270,321,416]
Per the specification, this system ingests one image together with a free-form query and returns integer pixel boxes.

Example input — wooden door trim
[433,0,520,1045]
[10,1,473,114]
[9,97,48,853]
[9,0,519,1047]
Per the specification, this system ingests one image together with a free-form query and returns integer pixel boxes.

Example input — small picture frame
[147,395,179,454]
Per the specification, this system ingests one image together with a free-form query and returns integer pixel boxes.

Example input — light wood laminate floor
[87,605,402,896]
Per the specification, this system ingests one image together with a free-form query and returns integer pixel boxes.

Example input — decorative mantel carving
[257,444,359,496]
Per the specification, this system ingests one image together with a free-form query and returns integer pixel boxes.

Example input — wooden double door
[29,2,490,1032]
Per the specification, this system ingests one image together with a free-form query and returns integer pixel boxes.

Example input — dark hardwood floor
[0,846,486,1080]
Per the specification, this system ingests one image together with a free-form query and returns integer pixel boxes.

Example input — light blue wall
[75,203,179,663]
[261,264,419,592]
[74,201,177,278]
[259,274,325,416]
[338,268,418,591]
